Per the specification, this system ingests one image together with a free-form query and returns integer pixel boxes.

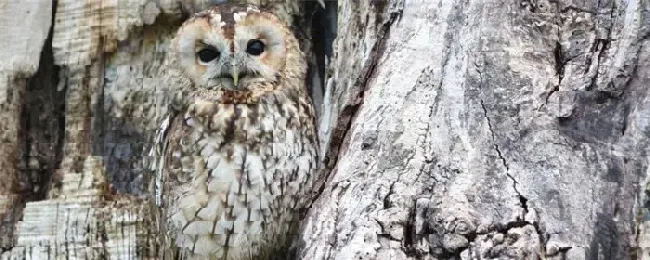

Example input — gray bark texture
[300,0,650,260]
[0,0,649,259]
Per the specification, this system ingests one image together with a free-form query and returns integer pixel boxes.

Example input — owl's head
[171,4,296,91]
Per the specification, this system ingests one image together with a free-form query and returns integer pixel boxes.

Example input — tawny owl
[149,4,319,259]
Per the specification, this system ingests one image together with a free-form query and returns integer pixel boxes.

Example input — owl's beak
[232,67,239,86]
[225,64,247,87]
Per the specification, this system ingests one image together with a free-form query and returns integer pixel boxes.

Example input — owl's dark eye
[197,48,220,63]
[246,40,265,56]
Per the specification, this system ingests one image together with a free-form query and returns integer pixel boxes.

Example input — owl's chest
[175,102,309,160]
[161,100,318,209]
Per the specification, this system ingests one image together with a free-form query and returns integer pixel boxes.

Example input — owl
[149,4,319,259]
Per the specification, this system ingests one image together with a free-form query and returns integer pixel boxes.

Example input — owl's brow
[218,4,253,42]
[220,14,235,40]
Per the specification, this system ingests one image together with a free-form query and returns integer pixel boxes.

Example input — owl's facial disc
[177,4,288,91]
[215,39,265,87]
[198,42,259,90]
[198,35,282,91]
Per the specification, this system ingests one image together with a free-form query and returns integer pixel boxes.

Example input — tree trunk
[1,0,649,259]
[300,0,650,260]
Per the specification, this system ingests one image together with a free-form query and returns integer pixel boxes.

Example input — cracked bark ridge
[300,0,649,259]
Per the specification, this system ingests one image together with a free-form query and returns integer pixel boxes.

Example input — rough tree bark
[0,0,649,259]
[300,0,650,260]
[0,0,54,253]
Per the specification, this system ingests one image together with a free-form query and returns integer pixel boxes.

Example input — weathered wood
[0,0,53,251]
[2,157,156,260]
[300,0,650,259]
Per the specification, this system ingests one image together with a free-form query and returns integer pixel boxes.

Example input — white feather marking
[193,236,220,255]
[181,207,196,222]
[179,195,202,213]
[206,155,220,169]
[207,174,231,194]
[214,220,234,235]
[200,144,216,157]
[247,220,262,234]
[244,155,264,187]
[196,195,223,221]
[209,159,236,193]
[233,219,247,234]
[233,12,244,23]
[170,211,187,230]
[183,221,214,235]
[233,207,249,224]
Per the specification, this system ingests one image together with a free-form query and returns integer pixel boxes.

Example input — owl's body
[151,4,318,259]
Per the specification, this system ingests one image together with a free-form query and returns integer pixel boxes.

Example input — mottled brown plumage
[150,3,318,259]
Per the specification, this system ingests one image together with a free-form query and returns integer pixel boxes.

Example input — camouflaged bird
[149,4,319,259]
